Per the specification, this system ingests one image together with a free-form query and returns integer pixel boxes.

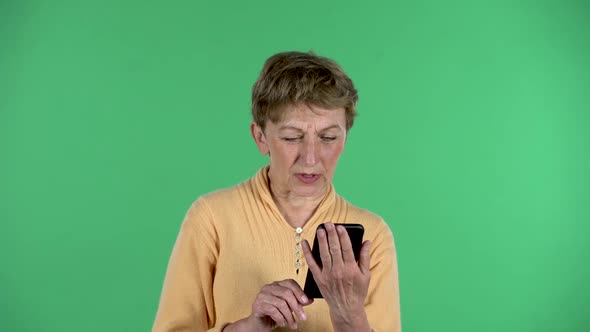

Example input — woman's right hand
[225,279,313,331]
[251,279,314,330]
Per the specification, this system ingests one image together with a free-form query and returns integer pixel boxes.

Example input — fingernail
[301,311,307,321]
[301,294,309,303]
[318,229,325,237]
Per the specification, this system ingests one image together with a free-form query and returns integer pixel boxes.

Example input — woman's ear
[250,122,270,155]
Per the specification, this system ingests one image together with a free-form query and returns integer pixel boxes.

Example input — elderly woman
[152,51,401,332]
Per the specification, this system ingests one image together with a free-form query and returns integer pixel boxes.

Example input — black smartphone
[303,223,365,299]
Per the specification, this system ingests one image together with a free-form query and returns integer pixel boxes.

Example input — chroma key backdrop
[1,0,589,331]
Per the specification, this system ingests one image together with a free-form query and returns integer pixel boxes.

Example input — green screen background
[1,0,589,331]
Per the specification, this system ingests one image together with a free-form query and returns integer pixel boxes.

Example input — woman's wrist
[222,315,271,332]
[330,308,371,332]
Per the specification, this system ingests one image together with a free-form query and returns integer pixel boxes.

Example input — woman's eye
[321,136,337,142]
[282,137,300,142]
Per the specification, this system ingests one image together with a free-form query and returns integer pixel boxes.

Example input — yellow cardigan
[152,166,401,331]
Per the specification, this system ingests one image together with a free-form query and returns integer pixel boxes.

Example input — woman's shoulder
[337,196,384,225]
[179,182,248,236]
[336,196,394,240]
[186,174,257,218]
[191,180,248,210]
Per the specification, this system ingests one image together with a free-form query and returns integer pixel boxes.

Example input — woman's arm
[152,198,224,332]
[363,221,401,332]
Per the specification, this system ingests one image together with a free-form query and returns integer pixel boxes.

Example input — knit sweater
[152,166,401,332]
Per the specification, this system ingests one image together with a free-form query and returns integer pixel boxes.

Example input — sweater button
[295,227,303,234]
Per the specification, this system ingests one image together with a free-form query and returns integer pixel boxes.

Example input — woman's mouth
[295,173,320,184]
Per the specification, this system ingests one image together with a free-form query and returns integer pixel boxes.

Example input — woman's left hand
[302,222,372,332]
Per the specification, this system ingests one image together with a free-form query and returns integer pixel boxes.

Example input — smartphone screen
[303,223,365,298]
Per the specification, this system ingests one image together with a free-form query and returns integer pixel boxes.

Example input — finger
[337,225,355,265]
[259,285,297,327]
[262,295,297,329]
[259,302,287,328]
[359,240,371,275]
[302,238,322,281]
[317,227,332,270]
[268,283,306,325]
[302,239,318,272]
[276,280,309,321]
[325,223,343,267]
[278,279,313,307]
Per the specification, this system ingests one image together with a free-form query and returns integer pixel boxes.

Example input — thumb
[358,240,371,274]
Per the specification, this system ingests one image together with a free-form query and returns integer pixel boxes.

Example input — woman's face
[251,104,347,200]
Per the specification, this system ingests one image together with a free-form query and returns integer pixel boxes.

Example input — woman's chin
[291,180,327,198]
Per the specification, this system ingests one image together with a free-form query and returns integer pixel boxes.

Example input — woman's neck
[269,182,325,229]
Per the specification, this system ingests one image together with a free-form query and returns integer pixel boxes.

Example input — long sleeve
[365,220,402,332]
[152,198,229,332]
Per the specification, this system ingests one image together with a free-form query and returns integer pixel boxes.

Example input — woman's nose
[301,138,318,166]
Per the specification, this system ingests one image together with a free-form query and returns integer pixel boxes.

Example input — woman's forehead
[273,104,346,130]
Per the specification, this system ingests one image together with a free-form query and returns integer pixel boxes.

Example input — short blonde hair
[251,51,358,131]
